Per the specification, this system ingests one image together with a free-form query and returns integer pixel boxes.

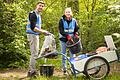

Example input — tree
[0,1,28,68]
[67,0,79,15]
[79,0,120,51]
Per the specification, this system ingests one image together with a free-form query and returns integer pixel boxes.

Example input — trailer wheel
[84,56,110,80]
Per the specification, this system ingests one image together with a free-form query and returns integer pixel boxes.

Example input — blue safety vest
[26,11,41,35]
[62,17,76,34]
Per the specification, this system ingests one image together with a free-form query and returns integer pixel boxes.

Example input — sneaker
[27,70,38,77]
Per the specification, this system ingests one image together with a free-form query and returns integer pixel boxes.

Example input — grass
[25,72,120,80]
[1,55,120,80]
[34,58,120,80]
[1,74,120,80]
[36,56,62,70]
[0,66,120,80]
[104,73,120,80]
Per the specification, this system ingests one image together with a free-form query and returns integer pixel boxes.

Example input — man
[26,1,50,77]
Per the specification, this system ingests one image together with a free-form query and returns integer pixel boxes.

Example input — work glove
[67,35,75,44]
[66,35,72,40]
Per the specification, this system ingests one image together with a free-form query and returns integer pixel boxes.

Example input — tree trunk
[73,0,79,15]
[67,0,79,15]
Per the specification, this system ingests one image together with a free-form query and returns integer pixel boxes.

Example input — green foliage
[41,0,67,51]
[0,1,29,68]
[79,0,120,52]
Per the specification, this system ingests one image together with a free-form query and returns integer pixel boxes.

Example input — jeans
[60,41,74,71]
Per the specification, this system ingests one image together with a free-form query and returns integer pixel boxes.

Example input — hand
[67,35,72,40]
[44,31,51,36]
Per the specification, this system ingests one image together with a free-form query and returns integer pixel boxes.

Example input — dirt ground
[0,69,27,80]
[0,68,65,80]
[0,62,120,80]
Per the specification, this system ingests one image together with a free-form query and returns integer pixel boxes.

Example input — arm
[58,19,68,37]
[29,12,36,31]
[34,27,49,34]
[29,12,49,35]
[74,21,79,34]
[73,20,79,39]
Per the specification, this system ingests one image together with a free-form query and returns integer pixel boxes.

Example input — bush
[0,1,29,68]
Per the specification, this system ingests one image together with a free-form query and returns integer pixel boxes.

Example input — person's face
[36,3,45,12]
[64,9,72,18]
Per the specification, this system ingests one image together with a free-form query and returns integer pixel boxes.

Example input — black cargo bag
[66,36,81,54]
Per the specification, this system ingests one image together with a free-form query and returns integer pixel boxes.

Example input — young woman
[58,7,79,74]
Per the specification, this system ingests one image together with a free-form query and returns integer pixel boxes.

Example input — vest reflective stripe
[62,17,76,34]
[26,13,41,35]
[64,29,74,32]
[26,28,31,30]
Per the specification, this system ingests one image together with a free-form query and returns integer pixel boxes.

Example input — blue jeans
[60,41,74,71]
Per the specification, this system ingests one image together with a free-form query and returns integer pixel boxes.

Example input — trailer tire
[84,56,110,80]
